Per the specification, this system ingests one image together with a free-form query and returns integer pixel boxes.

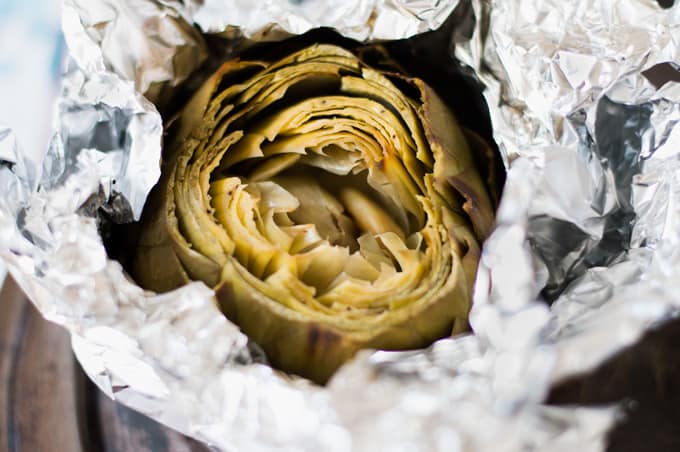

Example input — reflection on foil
[458,0,680,384]
[460,0,679,298]
[63,0,208,101]
[180,0,460,41]
[54,61,163,221]
[0,0,680,451]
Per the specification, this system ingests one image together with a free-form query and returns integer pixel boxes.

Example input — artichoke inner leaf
[203,59,455,311]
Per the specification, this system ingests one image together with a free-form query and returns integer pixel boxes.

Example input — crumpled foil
[2,0,680,450]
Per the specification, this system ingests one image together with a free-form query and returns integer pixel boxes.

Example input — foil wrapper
[2,0,680,450]
[178,0,461,41]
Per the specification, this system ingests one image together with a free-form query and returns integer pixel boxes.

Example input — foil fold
[179,0,460,41]
[457,0,680,385]
[2,0,680,451]
[63,0,208,101]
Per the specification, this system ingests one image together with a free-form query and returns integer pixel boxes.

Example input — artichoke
[134,44,495,384]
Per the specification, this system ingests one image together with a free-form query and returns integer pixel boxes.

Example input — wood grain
[549,316,680,452]
[0,277,210,452]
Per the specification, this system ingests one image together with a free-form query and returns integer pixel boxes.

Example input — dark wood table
[0,277,210,452]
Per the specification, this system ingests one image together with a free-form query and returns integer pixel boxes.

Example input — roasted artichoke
[134,44,496,384]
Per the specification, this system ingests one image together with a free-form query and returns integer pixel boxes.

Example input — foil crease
[2,0,680,451]
[178,0,461,41]
[63,0,208,101]
[457,0,680,386]
[63,0,459,101]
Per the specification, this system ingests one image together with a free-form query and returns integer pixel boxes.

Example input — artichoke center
[198,80,443,313]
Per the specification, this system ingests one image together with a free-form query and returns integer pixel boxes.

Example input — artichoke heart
[134,44,496,384]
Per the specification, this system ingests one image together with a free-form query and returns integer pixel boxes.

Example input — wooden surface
[0,277,210,452]
[550,315,680,452]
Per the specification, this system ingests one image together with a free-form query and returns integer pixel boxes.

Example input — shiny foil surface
[1,0,679,450]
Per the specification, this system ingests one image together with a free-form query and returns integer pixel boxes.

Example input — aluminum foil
[2,0,680,450]
[458,0,680,383]
[179,0,461,41]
